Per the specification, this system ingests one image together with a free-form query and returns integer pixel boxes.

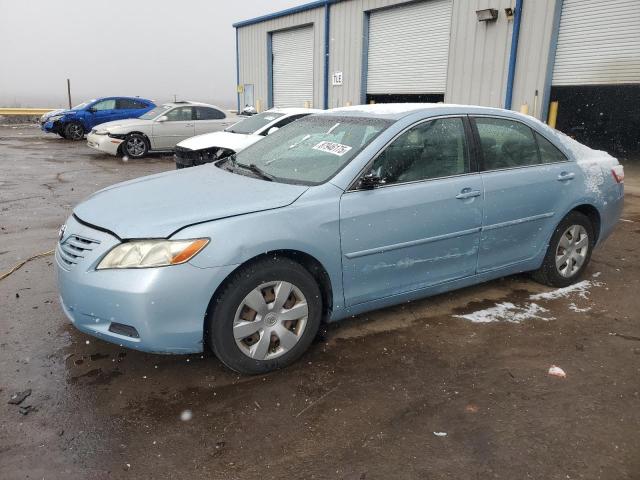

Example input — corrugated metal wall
[328,0,420,108]
[446,0,557,119]
[237,7,325,111]
[237,0,558,119]
[553,0,640,86]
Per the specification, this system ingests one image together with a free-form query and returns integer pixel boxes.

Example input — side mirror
[157,115,168,123]
[88,107,97,113]
[360,173,384,190]
[267,126,279,135]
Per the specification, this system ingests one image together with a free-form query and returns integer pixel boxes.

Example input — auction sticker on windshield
[313,141,352,156]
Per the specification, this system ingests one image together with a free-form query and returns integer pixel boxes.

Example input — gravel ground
[1,126,639,479]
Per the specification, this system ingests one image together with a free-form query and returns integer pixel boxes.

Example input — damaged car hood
[73,165,309,238]
[94,118,152,132]
[176,131,262,152]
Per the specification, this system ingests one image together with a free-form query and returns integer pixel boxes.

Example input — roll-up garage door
[367,0,452,95]
[272,26,314,107]
[552,0,640,85]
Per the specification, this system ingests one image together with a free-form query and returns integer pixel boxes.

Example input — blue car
[55,104,624,374]
[41,96,155,141]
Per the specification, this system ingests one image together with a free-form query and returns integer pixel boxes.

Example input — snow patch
[454,302,551,324]
[569,303,591,313]
[529,280,601,301]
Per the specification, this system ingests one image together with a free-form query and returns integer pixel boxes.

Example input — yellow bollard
[304,101,311,108]
[519,103,529,115]
[548,101,559,129]
[345,101,352,107]
[256,99,262,113]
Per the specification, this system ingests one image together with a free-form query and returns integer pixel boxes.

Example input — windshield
[140,105,172,120]
[72,101,93,110]
[227,111,286,134]
[231,115,391,185]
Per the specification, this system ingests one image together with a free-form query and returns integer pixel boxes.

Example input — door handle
[557,172,575,181]
[456,189,482,200]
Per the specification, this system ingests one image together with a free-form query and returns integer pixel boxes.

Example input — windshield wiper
[237,162,274,181]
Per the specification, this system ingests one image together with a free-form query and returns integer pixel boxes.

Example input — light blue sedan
[56,104,624,374]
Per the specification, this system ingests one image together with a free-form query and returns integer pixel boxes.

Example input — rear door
[151,106,195,149]
[472,116,579,272]
[340,116,483,306]
[194,106,230,135]
[115,98,149,121]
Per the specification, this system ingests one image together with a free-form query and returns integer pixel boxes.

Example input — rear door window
[195,107,226,120]
[474,117,539,170]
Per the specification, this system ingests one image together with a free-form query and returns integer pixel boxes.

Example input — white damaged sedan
[86,101,232,158]
[174,108,320,168]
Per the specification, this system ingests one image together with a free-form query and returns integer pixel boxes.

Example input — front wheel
[208,257,322,374]
[63,122,84,141]
[123,134,149,158]
[532,211,594,287]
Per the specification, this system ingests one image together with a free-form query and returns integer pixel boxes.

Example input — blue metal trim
[504,0,523,110]
[235,28,240,113]
[344,227,482,259]
[360,11,370,105]
[233,0,329,28]
[267,32,274,109]
[541,0,564,122]
[323,3,331,109]
[482,212,555,232]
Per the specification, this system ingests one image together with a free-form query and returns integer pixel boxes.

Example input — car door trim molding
[343,226,482,259]
[482,212,555,232]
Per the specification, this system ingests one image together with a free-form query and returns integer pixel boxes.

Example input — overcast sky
[0,0,302,109]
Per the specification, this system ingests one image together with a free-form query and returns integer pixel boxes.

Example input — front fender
[172,183,347,315]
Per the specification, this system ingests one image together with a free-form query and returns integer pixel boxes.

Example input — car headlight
[107,132,126,139]
[96,238,209,270]
[49,115,63,122]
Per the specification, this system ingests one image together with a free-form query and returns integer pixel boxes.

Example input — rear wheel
[532,211,594,287]
[123,134,149,158]
[208,257,322,374]
[63,122,84,141]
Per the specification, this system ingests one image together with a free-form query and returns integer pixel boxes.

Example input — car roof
[266,107,323,115]
[322,103,520,120]
[162,100,225,110]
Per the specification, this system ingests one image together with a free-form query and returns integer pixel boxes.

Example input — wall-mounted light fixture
[476,8,499,22]
[505,7,514,20]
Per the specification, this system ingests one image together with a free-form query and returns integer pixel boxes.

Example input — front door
[88,98,117,129]
[340,117,483,306]
[151,106,195,149]
[472,116,579,272]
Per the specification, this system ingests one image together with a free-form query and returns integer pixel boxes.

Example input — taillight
[611,165,624,184]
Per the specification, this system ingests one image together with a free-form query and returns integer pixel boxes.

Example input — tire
[176,163,185,169]
[208,256,322,374]
[532,211,594,287]
[123,134,149,158]
[63,122,84,141]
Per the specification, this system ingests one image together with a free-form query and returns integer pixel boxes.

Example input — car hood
[73,164,309,238]
[94,118,152,132]
[176,131,261,152]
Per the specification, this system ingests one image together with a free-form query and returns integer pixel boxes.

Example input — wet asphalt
[1,125,639,479]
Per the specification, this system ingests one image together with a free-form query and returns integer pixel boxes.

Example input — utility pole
[66,79,72,109]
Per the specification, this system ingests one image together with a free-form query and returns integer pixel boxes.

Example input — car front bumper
[86,132,122,156]
[55,215,238,354]
[41,120,61,134]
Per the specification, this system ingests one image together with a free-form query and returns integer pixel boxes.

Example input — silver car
[86,101,232,158]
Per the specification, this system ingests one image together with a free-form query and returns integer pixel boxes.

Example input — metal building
[234,0,640,154]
